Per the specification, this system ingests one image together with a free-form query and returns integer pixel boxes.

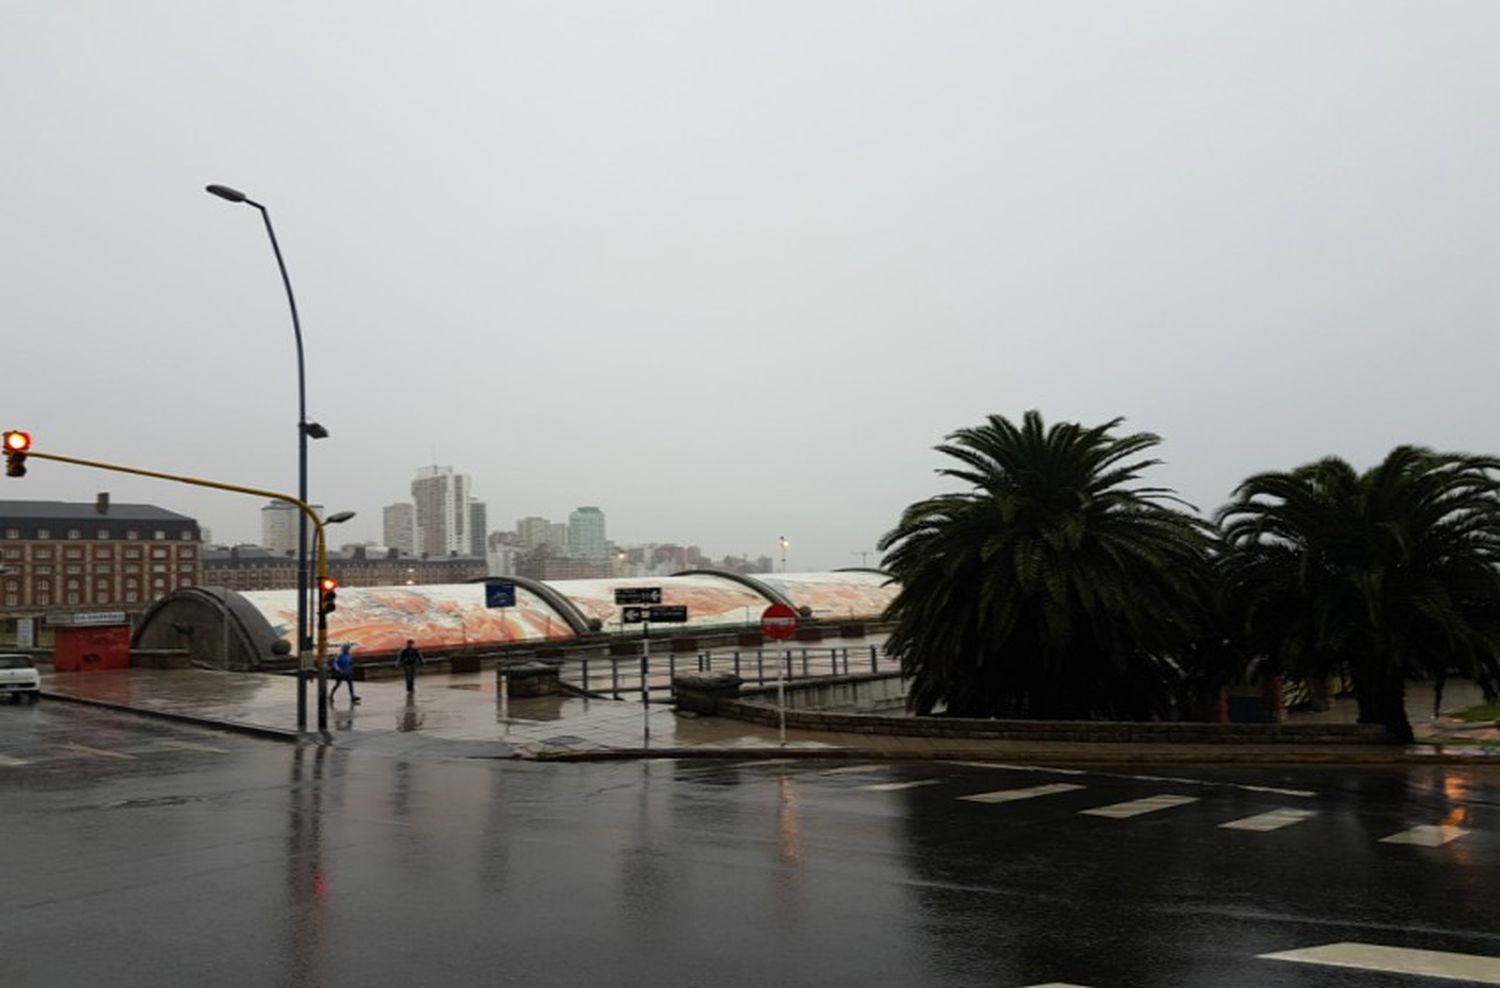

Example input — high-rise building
[547,522,568,550]
[468,500,487,557]
[516,516,554,551]
[567,506,608,559]
[382,503,416,555]
[261,499,323,556]
[411,466,471,557]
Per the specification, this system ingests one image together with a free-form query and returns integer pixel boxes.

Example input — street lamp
[314,510,356,730]
[779,535,789,573]
[206,183,328,729]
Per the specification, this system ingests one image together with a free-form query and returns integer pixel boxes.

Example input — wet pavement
[37,666,1500,765]
[3,703,1497,987]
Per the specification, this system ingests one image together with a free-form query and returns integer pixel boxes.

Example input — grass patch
[1445,700,1500,723]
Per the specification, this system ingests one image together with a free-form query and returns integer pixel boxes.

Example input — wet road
[3,704,1498,987]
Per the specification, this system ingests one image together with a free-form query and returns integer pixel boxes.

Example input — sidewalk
[40,667,1500,764]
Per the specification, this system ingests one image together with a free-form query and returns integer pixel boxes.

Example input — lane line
[0,753,31,767]
[821,764,887,775]
[1259,942,1500,984]
[59,742,134,761]
[724,759,796,769]
[1024,983,1092,987]
[1219,808,1320,832]
[1080,794,1198,818]
[960,783,1086,804]
[151,740,230,754]
[859,779,942,792]
[947,761,1087,776]
[1379,824,1471,846]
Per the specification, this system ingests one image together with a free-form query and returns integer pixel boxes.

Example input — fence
[551,643,898,699]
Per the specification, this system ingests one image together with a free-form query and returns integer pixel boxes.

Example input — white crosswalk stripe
[59,742,134,761]
[1023,983,1092,987]
[947,761,1086,776]
[1081,794,1198,818]
[821,764,887,775]
[1259,942,1500,983]
[0,753,31,767]
[1379,824,1471,846]
[151,739,230,754]
[960,783,1085,804]
[859,779,942,792]
[1219,808,1319,832]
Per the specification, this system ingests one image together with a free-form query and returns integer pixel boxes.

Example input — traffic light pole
[11,446,335,732]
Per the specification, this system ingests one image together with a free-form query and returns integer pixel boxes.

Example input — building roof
[0,500,196,523]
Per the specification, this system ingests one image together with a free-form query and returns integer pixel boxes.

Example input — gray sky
[5,2,1498,569]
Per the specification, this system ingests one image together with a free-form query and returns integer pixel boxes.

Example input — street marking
[960,783,1085,804]
[948,761,1086,776]
[1259,942,1500,984]
[1234,783,1317,798]
[60,742,134,760]
[1219,808,1319,832]
[1081,794,1198,818]
[859,779,941,792]
[1024,984,1092,987]
[151,740,230,754]
[821,764,886,775]
[0,753,30,767]
[725,759,796,769]
[1379,824,1470,846]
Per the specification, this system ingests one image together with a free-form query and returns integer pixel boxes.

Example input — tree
[878,411,1212,719]
[1218,447,1500,741]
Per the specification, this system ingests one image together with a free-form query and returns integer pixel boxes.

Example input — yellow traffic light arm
[18,448,334,682]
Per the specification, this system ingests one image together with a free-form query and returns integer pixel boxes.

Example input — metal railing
[552,643,898,699]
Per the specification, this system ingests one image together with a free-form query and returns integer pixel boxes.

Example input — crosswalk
[1017,941,1500,986]
[702,759,1491,850]
[0,734,239,769]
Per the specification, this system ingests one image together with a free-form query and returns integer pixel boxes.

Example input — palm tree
[878,411,1212,720]
[1218,447,1500,741]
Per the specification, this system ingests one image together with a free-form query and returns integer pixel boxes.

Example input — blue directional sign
[485,581,517,608]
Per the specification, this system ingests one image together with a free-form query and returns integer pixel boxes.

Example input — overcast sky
[4,2,1498,569]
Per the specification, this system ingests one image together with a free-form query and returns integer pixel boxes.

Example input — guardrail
[551,643,898,699]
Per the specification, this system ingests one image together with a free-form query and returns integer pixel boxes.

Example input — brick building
[0,501,202,618]
[203,544,488,590]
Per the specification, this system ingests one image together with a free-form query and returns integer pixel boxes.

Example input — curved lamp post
[206,184,328,728]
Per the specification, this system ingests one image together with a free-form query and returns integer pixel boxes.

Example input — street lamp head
[205,184,248,203]
[326,511,356,526]
[303,422,329,440]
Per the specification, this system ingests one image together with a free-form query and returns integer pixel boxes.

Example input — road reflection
[283,744,329,987]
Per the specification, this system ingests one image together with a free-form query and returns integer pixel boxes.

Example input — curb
[40,690,305,744]
[521,744,1493,765]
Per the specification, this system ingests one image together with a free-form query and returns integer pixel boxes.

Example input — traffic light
[3,431,31,477]
[318,577,338,616]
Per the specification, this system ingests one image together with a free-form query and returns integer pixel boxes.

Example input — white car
[0,654,40,704]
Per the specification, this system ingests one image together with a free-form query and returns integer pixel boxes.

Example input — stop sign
[760,602,799,640]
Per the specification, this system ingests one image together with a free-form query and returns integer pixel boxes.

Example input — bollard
[756,650,764,685]
[500,672,509,721]
[582,657,590,694]
[612,656,620,699]
[801,648,809,676]
[733,650,741,678]
[870,645,877,673]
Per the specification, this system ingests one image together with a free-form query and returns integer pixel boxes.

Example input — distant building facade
[468,500,487,557]
[411,466,471,556]
[261,499,324,556]
[0,501,202,617]
[204,544,486,591]
[566,506,608,559]
[382,502,416,555]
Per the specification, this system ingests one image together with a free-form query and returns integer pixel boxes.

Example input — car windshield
[0,656,34,670]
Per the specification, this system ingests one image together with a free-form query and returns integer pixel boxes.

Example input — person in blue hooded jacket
[329,642,360,705]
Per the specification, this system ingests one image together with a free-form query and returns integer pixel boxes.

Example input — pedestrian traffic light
[3,431,31,477]
[318,577,338,616]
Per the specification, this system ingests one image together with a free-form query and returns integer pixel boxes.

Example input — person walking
[329,643,361,705]
[397,638,424,694]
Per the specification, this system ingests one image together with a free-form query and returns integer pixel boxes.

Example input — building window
[177,576,194,588]
[3,548,20,560]
[93,546,114,559]
[34,565,52,575]
[3,529,16,539]
[150,547,169,559]
[126,530,139,540]
[125,591,138,604]
[178,547,197,559]
[125,563,141,574]
[67,529,81,540]
[179,530,193,541]
[64,548,83,560]
[151,563,168,573]
[96,565,112,574]
[154,531,166,540]
[123,548,141,560]
[3,595,15,608]
[65,565,82,575]
[36,529,50,540]
[97,529,111,540]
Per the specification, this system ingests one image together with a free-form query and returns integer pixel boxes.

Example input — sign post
[487,581,517,717]
[761,604,800,746]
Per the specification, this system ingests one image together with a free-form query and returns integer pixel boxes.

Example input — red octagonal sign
[760,602,800,640]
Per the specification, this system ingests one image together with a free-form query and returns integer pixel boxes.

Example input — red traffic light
[3,431,31,453]
[3,431,31,478]
[319,577,338,592]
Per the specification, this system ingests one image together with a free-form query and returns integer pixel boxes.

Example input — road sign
[761,603,799,640]
[615,586,662,605]
[621,604,688,624]
[485,581,517,608]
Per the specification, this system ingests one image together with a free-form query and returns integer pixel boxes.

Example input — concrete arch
[669,568,795,609]
[133,586,279,670]
[467,573,594,635]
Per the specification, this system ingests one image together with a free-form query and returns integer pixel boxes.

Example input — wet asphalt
[2,703,1497,988]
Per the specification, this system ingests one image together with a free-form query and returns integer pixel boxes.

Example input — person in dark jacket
[329,643,360,705]
[397,639,424,694]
